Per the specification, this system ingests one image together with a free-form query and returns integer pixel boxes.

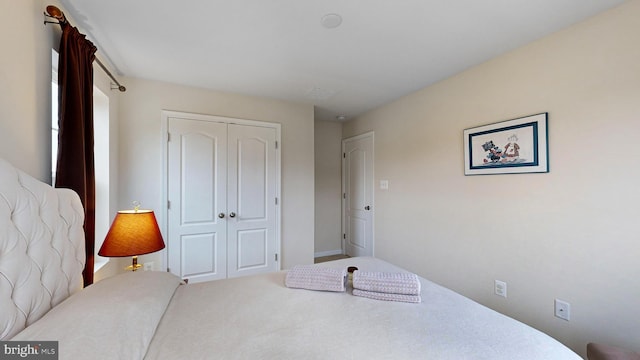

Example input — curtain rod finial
[45,5,67,24]
[111,84,127,92]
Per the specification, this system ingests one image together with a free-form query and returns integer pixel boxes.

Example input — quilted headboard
[0,158,85,339]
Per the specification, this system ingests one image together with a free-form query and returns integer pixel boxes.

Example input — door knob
[364,205,371,210]
[218,213,225,218]
[229,212,236,218]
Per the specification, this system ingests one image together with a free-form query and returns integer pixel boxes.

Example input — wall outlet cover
[555,299,571,321]
[494,280,507,298]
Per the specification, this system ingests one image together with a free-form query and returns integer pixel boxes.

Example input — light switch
[380,180,389,190]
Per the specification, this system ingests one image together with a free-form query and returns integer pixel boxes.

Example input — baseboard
[314,249,344,258]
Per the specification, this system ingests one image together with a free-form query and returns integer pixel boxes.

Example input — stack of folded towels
[352,271,421,303]
[285,265,347,292]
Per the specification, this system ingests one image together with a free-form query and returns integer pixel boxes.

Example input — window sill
[94,258,109,273]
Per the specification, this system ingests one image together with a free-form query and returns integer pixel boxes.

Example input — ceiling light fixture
[321,13,342,29]
[336,115,346,121]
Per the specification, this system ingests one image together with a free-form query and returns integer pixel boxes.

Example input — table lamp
[98,207,165,271]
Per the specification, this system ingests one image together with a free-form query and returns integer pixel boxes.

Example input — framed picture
[464,113,548,175]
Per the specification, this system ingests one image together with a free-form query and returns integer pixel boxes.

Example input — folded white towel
[352,271,421,295]
[285,265,347,292]
[352,289,421,303]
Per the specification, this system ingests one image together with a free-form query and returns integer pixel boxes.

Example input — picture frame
[463,113,548,175]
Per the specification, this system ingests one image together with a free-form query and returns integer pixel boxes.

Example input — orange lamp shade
[98,210,165,257]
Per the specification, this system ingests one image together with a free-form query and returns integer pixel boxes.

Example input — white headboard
[0,158,85,340]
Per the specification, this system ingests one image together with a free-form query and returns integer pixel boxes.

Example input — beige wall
[343,1,640,357]
[117,77,315,270]
[314,120,343,256]
[0,0,57,180]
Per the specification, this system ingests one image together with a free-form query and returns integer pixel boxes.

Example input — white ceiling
[60,0,626,121]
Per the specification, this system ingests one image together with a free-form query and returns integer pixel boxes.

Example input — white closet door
[167,118,228,282]
[166,114,280,283]
[227,124,278,278]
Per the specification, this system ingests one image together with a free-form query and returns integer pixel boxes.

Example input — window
[93,86,110,268]
[51,50,58,185]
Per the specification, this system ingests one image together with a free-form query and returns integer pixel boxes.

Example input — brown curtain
[55,22,98,287]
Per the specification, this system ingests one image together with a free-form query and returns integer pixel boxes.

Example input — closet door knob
[229,212,236,218]
[218,213,225,218]
[364,206,371,211]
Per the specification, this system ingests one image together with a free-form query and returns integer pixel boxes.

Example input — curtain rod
[44,5,127,92]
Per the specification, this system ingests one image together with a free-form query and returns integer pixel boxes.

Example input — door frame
[160,110,281,273]
[341,131,375,256]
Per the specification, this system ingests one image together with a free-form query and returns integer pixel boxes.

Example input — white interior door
[343,132,374,257]
[167,117,228,282]
[165,113,280,283]
[227,124,278,278]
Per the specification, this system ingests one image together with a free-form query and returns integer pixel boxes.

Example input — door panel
[237,137,267,220]
[168,118,228,282]
[227,124,277,278]
[181,233,219,277]
[181,133,217,224]
[237,229,268,269]
[349,217,366,248]
[343,133,374,257]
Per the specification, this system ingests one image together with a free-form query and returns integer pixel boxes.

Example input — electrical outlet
[494,280,507,298]
[143,262,154,271]
[555,299,571,321]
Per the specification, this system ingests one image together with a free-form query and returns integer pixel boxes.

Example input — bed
[1,158,581,359]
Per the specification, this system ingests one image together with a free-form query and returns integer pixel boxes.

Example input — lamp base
[125,256,142,271]
[125,264,143,271]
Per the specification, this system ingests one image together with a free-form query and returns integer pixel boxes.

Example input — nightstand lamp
[98,208,165,271]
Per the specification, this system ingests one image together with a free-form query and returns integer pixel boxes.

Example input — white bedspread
[146,257,580,360]
[11,271,181,359]
[11,257,580,359]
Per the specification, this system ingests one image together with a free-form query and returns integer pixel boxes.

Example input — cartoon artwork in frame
[463,113,548,175]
